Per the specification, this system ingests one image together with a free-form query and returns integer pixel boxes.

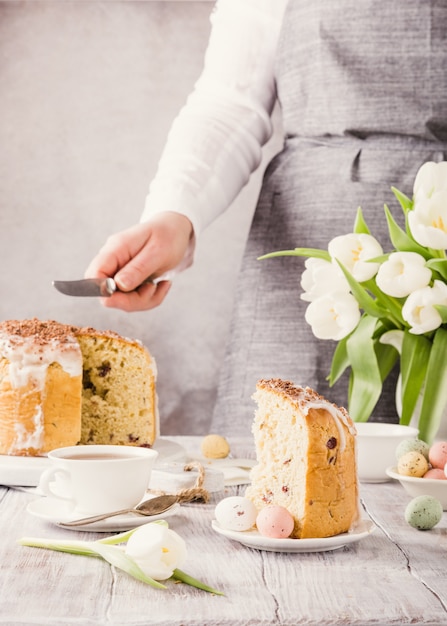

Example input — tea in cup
[38,444,158,515]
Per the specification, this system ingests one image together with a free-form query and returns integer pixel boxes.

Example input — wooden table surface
[0,436,446,626]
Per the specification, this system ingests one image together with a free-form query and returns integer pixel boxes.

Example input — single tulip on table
[19,521,223,595]
[261,161,447,444]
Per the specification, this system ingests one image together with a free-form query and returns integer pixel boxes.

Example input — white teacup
[38,444,158,515]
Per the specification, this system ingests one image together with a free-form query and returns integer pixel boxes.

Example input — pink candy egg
[423,468,447,480]
[256,505,294,539]
[428,441,447,470]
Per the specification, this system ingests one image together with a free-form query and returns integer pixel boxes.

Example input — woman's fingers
[100,280,172,312]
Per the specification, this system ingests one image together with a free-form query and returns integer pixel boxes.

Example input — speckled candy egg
[428,441,447,470]
[256,505,295,539]
[396,438,430,461]
[404,495,443,530]
[397,450,429,477]
[214,496,258,531]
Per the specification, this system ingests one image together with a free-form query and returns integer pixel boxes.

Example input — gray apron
[211,0,447,436]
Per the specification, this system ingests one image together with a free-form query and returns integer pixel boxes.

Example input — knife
[52,277,157,297]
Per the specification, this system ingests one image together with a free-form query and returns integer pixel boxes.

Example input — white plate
[187,455,255,486]
[27,495,181,532]
[0,437,186,488]
[211,519,375,553]
[153,438,187,465]
[0,456,50,488]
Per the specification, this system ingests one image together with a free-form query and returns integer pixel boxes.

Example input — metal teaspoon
[59,494,179,526]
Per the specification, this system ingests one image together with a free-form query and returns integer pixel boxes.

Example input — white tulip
[408,191,447,249]
[304,292,361,340]
[402,280,447,335]
[375,251,432,297]
[125,523,187,581]
[328,233,383,282]
[300,258,350,302]
[413,161,447,203]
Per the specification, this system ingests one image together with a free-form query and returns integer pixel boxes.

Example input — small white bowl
[355,422,419,483]
[386,466,447,510]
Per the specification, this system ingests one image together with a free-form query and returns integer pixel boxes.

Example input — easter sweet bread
[245,379,359,538]
[0,319,157,456]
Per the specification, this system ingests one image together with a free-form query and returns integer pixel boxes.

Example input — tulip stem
[173,569,225,595]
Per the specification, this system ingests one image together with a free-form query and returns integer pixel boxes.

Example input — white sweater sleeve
[140,0,288,239]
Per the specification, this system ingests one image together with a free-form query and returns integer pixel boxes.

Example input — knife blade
[53,278,118,297]
[53,276,156,297]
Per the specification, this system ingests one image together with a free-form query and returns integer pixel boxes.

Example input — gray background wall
[0,0,283,435]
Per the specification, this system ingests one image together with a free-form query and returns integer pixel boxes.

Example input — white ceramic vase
[410,410,447,442]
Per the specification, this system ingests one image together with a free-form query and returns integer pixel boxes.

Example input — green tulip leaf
[375,341,399,383]
[367,254,391,264]
[418,328,447,443]
[258,248,331,262]
[384,205,431,258]
[426,259,447,282]
[92,543,167,589]
[398,332,431,425]
[364,279,405,326]
[434,304,447,324]
[353,207,371,235]
[328,336,350,386]
[336,263,386,318]
[346,316,383,422]
[391,187,413,213]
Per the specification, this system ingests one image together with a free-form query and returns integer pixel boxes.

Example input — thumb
[114,262,154,292]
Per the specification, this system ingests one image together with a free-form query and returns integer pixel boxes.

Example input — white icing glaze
[10,405,44,454]
[0,333,82,453]
[0,335,82,389]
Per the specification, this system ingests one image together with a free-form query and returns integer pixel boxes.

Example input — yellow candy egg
[397,450,429,477]
[201,434,230,459]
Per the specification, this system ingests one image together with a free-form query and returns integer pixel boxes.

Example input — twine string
[147,460,210,503]
[175,461,210,503]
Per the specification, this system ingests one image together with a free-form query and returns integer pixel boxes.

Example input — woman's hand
[85,212,194,311]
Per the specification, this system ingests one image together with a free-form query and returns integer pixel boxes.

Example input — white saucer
[27,496,181,532]
[211,519,375,553]
[0,437,186,488]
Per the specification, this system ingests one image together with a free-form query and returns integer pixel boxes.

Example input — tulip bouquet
[19,521,223,595]
[261,161,447,444]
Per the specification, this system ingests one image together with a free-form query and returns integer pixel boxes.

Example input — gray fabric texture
[211,0,447,436]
